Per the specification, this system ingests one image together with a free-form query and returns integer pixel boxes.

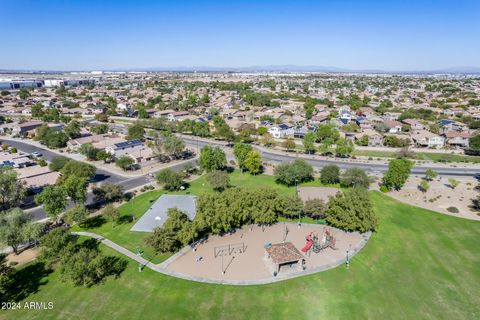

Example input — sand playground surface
[165,223,368,282]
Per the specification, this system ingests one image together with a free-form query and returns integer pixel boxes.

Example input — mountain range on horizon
[1,65,480,74]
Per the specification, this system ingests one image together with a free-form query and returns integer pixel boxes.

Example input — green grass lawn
[4,191,480,320]
[71,190,170,264]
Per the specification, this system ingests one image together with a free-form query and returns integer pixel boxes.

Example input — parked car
[31,151,43,159]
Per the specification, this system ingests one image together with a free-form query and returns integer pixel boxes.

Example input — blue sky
[1,0,479,71]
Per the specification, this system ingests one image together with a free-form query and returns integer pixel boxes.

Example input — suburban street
[3,139,197,221]
[181,136,480,177]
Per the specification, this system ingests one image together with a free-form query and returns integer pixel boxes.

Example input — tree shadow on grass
[117,214,134,225]
[101,256,128,280]
[79,216,107,229]
[4,262,52,302]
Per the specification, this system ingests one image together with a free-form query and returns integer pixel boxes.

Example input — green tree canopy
[244,150,262,175]
[127,122,145,140]
[233,143,253,172]
[206,170,230,191]
[382,159,413,191]
[320,164,340,184]
[303,132,316,154]
[325,188,377,232]
[340,167,370,188]
[0,167,26,211]
[156,169,184,190]
[199,145,226,172]
[35,186,68,222]
[274,159,314,186]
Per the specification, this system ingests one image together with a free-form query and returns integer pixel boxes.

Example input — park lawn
[71,190,171,264]
[4,191,480,320]
[178,171,325,196]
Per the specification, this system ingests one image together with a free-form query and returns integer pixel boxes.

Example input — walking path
[72,228,370,286]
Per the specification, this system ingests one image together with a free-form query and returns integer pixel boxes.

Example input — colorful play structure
[301,228,336,254]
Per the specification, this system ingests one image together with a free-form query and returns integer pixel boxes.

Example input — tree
[39,228,76,267]
[320,165,340,184]
[325,188,377,232]
[233,143,253,172]
[260,133,275,147]
[213,116,236,142]
[31,103,44,118]
[356,135,369,146]
[0,167,26,211]
[96,149,112,162]
[316,123,340,143]
[145,227,177,254]
[64,120,81,139]
[115,156,134,171]
[92,183,124,203]
[419,180,430,193]
[35,186,68,222]
[146,208,190,253]
[60,160,96,181]
[382,159,413,191]
[39,129,69,149]
[79,143,99,160]
[335,138,354,156]
[274,159,314,186]
[91,123,109,134]
[155,132,185,159]
[469,134,480,151]
[303,132,316,154]
[64,205,89,225]
[0,208,43,254]
[278,194,303,219]
[127,122,145,140]
[18,88,31,100]
[304,198,326,219]
[282,138,296,151]
[206,170,230,191]
[102,204,120,228]
[340,167,370,188]
[156,169,184,190]
[49,156,71,171]
[59,246,127,287]
[199,145,226,172]
[425,169,438,181]
[62,175,88,204]
[244,150,262,175]
[448,178,460,189]
[0,253,14,298]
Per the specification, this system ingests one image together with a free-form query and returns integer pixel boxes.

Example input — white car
[32,151,43,158]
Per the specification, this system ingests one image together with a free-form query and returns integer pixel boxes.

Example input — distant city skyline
[1,0,479,71]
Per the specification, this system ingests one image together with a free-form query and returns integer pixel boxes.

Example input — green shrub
[447,207,459,213]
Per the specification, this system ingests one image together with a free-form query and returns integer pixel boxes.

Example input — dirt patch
[388,176,480,221]
[7,247,40,266]
[298,186,340,202]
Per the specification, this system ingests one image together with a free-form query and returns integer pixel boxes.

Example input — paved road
[182,136,480,177]
[2,139,196,221]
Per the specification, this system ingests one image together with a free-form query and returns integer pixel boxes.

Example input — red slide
[301,240,314,253]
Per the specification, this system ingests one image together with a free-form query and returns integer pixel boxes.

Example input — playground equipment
[214,242,247,258]
[301,228,336,254]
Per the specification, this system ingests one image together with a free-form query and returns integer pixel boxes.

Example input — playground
[165,222,369,282]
